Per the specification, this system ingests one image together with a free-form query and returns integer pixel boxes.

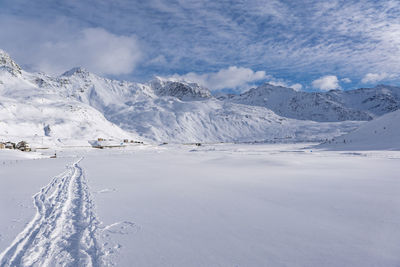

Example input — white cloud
[311,75,341,91]
[341,78,351,83]
[0,16,141,76]
[361,73,397,84]
[290,83,303,91]
[147,55,167,65]
[39,28,141,75]
[168,67,303,92]
[267,81,303,91]
[171,66,268,90]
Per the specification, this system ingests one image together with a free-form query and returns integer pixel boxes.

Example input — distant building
[16,141,31,152]
[4,142,15,149]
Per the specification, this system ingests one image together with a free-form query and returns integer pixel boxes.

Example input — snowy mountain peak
[0,49,22,76]
[149,76,212,101]
[61,67,90,78]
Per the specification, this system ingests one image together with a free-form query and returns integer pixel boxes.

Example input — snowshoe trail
[0,158,104,267]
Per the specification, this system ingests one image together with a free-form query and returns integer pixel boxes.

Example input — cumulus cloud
[341,78,351,83]
[311,75,341,91]
[39,28,141,75]
[0,16,141,76]
[170,66,268,91]
[361,73,397,84]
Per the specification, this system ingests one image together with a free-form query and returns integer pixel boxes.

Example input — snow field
[1,144,400,266]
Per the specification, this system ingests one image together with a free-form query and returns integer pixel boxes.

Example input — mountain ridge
[219,82,400,122]
[1,49,398,146]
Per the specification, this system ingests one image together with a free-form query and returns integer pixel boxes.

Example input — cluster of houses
[1,138,144,151]
[90,138,144,149]
[0,141,31,152]
[97,138,143,144]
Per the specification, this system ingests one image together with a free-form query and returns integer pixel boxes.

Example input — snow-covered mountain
[220,83,400,122]
[0,49,386,145]
[316,109,400,150]
[0,50,137,146]
[44,67,361,143]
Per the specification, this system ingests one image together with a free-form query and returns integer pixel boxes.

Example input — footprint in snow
[102,221,140,235]
[95,188,117,194]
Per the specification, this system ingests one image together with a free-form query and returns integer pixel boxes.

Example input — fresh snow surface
[1,144,400,266]
[317,109,400,150]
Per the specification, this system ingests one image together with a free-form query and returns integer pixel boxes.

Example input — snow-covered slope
[316,110,400,150]
[105,97,363,143]
[221,83,400,122]
[44,67,363,143]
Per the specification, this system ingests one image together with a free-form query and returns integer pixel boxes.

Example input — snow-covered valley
[1,144,400,266]
[2,0,400,265]
[1,46,400,267]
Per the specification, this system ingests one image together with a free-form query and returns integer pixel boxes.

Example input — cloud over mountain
[312,75,340,91]
[169,66,268,91]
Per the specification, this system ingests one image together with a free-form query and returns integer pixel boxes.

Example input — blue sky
[0,0,399,92]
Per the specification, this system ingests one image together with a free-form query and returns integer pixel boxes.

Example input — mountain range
[219,83,400,122]
[1,49,399,147]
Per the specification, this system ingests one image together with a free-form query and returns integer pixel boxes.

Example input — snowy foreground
[0,144,400,266]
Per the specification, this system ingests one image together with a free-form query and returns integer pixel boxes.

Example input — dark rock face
[61,67,90,78]
[44,124,51,137]
[150,78,212,101]
[0,49,22,76]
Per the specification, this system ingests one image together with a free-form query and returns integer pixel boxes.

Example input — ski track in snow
[0,158,104,267]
